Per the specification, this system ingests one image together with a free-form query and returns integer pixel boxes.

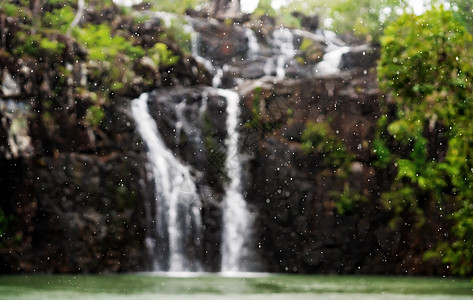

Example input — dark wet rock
[293,30,325,65]
[292,12,319,32]
[0,151,153,273]
[232,59,267,79]
[340,45,379,70]
[192,19,248,65]
[239,69,447,275]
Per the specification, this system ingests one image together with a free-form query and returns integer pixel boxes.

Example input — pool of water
[0,273,471,300]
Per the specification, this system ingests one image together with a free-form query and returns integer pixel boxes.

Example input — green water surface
[0,273,471,300]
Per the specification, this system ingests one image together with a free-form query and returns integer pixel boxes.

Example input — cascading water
[315,30,350,75]
[134,13,255,272]
[0,99,33,159]
[131,93,203,272]
[188,21,226,89]
[265,28,295,79]
[245,28,260,60]
[218,89,254,273]
[186,19,254,272]
[133,11,351,274]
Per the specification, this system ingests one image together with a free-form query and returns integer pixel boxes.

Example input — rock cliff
[0,3,448,275]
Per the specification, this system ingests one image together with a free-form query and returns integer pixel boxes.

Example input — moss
[148,43,179,68]
[244,86,286,135]
[296,38,323,65]
[302,121,353,169]
[1,3,23,17]
[302,121,364,215]
[157,19,192,55]
[329,182,367,215]
[85,105,105,128]
[42,6,76,33]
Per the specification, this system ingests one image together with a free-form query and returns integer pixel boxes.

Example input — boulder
[340,45,379,70]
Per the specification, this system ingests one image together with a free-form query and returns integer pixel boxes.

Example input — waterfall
[131,93,203,272]
[218,89,254,273]
[186,20,255,270]
[130,12,355,274]
[315,30,350,75]
[245,28,260,60]
[188,22,225,89]
[315,46,350,75]
[265,28,295,79]
[190,31,215,74]
[0,99,33,159]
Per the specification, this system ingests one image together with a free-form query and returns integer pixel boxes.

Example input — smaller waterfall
[315,46,350,75]
[151,11,177,27]
[219,89,254,273]
[132,93,203,272]
[212,65,230,88]
[245,28,260,60]
[191,32,215,73]
[188,24,226,89]
[315,30,350,75]
[265,28,295,79]
[0,99,33,159]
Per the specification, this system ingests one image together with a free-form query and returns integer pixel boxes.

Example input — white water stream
[315,30,350,75]
[218,89,253,273]
[245,28,260,60]
[131,93,202,272]
[265,28,296,79]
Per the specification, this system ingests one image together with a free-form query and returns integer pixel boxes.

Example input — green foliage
[380,183,422,228]
[329,0,408,42]
[377,6,473,275]
[148,43,179,68]
[73,24,144,61]
[13,32,65,57]
[447,0,473,34]
[85,105,105,128]
[42,6,76,33]
[280,0,407,42]
[72,23,147,107]
[281,0,333,23]
[158,18,192,55]
[302,121,362,215]
[279,13,302,28]
[148,0,206,14]
[296,38,323,64]
[378,7,472,105]
[39,36,66,55]
[0,2,23,17]
[330,182,367,215]
[254,0,276,18]
[302,121,352,168]
[372,139,391,168]
[251,86,263,122]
